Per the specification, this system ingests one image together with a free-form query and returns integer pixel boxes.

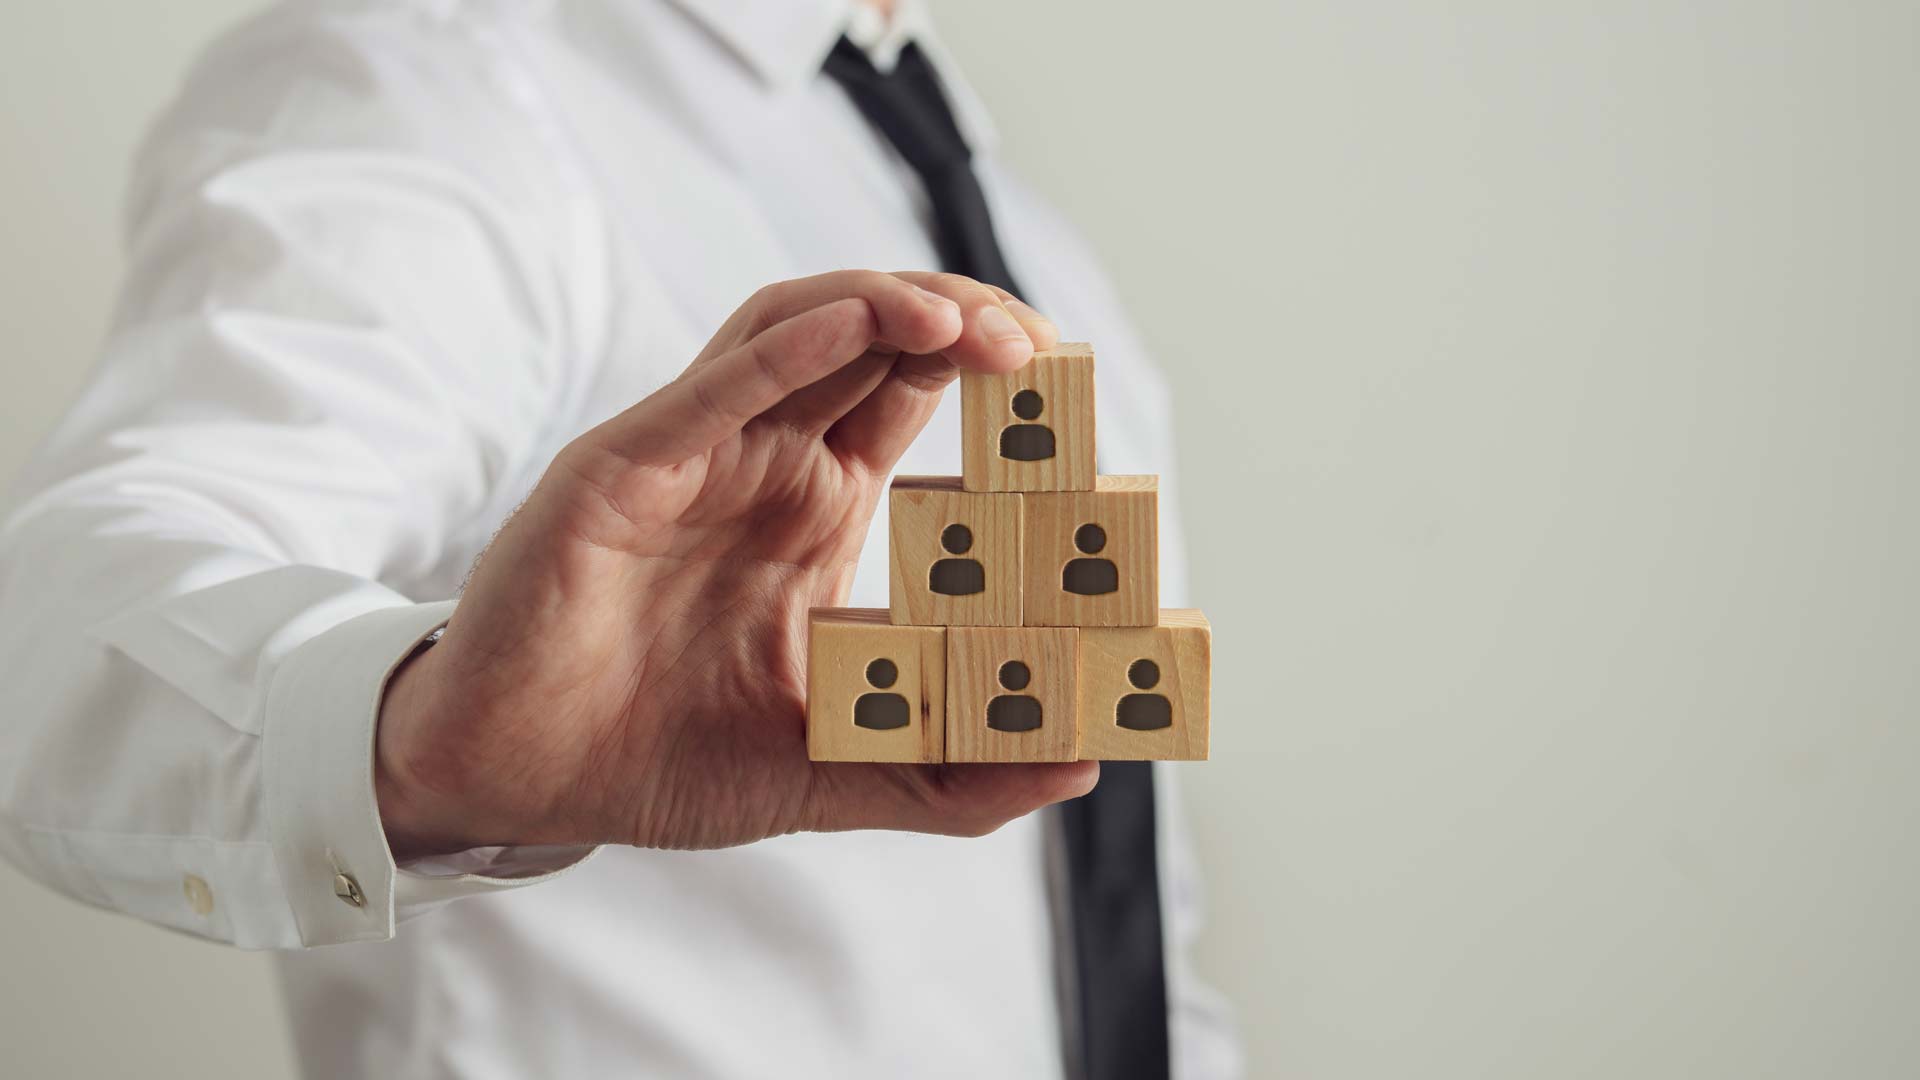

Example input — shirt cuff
[263,600,596,946]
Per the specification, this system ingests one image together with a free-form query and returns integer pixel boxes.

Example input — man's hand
[374,271,1100,857]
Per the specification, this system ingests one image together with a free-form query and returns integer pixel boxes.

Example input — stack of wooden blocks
[807,343,1211,763]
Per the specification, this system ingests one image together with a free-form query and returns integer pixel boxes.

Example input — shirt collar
[663,0,1000,153]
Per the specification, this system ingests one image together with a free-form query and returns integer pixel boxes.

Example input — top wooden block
[961,343,1096,492]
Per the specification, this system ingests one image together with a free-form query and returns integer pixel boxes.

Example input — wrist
[375,636,483,859]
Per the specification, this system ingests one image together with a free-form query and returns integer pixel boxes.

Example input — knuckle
[798,300,876,360]
[548,442,640,531]
[741,281,789,332]
[552,439,614,491]
[851,268,896,295]
[747,281,784,310]
[922,271,975,296]
[842,295,881,337]
[743,335,789,391]
[690,376,732,421]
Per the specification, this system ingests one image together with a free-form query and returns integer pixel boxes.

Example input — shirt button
[333,872,366,908]
[182,874,214,916]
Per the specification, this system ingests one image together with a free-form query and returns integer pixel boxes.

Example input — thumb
[801,760,1101,838]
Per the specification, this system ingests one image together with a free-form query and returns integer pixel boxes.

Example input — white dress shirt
[0,0,1238,1076]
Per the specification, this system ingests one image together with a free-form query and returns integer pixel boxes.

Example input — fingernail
[978,305,1029,344]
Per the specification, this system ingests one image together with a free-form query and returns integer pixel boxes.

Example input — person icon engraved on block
[998,388,1056,461]
[1116,658,1173,731]
[928,523,987,596]
[1062,522,1120,596]
[985,660,1043,732]
[852,658,911,731]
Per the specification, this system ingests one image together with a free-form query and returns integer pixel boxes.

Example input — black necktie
[1059,766,1170,1080]
[824,37,1172,1080]
[822,38,1025,298]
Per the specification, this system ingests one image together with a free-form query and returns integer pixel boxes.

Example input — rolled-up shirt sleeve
[0,10,605,948]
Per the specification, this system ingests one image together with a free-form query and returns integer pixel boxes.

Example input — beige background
[4,2,1918,1077]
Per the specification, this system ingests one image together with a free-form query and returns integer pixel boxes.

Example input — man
[0,0,1238,1075]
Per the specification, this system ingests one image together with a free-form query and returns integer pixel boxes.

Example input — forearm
[0,493,423,946]
[0,3,618,946]
[0,484,602,947]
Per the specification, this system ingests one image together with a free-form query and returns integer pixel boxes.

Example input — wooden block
[960,343,1096,492]
[1077,611,1211,761]
[888,477,1022,627]
[1021,475,1159,627]
[946,627,1079,762]
[807,609,944,763]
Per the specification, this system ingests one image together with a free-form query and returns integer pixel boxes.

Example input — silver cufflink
[333,872,366,908]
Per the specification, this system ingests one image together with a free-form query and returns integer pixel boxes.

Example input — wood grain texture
[807,609,945,763]
[1076,610,1211,761]
[960,343,1096,492]
[888,476,1022,627]
[1021,475,1159,627]
[945,627,1079,762]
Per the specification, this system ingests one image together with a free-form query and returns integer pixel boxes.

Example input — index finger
[697,270,962,366]
[592,297,884,464]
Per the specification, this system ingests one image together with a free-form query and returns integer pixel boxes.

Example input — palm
[565,416,887,849]
[378,272,1097,858]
